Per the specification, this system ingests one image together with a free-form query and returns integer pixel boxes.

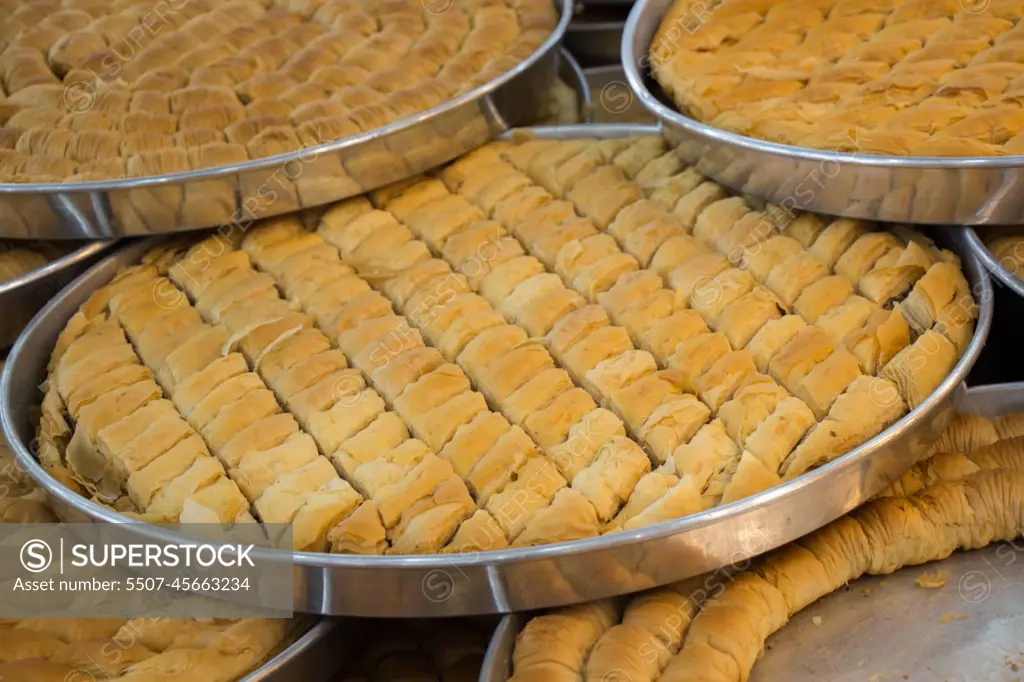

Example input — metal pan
[583,65,657,124]
[0,240,117,350]
[963,228,1024,299]
[482,385,1024,682]
[623,0,1024,226]
[0,1,571,240]
[544,49,591,125]
[0,126,993,619]
[246,620,347,682]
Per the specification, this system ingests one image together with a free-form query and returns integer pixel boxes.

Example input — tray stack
[0,0,1020,679]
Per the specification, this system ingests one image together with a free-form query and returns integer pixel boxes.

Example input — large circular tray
[0,240,116,349]
[0,0,571,241]
[0,127,993,618]
[623,0,1024,226]
[481,383,1024,682]
[964,227,1024,299]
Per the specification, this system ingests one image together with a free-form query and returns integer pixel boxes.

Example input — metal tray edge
[962,227,1024,298]
[621,0,1024,225]
[244,619,344,682]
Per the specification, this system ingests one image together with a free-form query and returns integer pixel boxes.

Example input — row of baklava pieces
[714,96,1024,159]
[495,134,972,355]
[325,145,953,523]
[42,261,404,554]
[174,224,661,548]
[507,441,1024,682]
[254,182,881,538]
[0,617,294,682]
[362,152,859,503]
[0,0,481,86]
[658,12,1024,97]
[45,227,613,557]
[3,0,548,101]
[652,0,1024,86]
[497,133,975,381]
[332,618,489,682]
[400,137,962,485]
[44,4,515,104]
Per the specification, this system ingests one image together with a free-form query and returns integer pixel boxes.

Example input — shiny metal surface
[583,66,658,124]
[624,0,1024,226]
[0,1,570,240]
[0,240,116,349]
[480,615,522,682]
[245,620,345,682]
[565,8,627,67]
[964,228,1024,299]
[0,128,993,618]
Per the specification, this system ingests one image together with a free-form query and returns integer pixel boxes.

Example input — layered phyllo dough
[509,411,1024,682]
[0,0,558,186]
[651,0,1024,158]
[36,134,976,556]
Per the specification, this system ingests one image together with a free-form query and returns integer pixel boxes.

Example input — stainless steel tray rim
[0,0,573,195]
[0,203,992,574]
[962,227,1024,299]
[622,0,1024,171]
[0,241,115,295]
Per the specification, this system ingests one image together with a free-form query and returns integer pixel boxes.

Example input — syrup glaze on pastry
[651,0,1024,157]
[0,0,558,184]
[37,134,976,556]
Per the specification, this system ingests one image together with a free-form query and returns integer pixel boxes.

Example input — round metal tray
[0,130,993,619]
[0,0,571,240]
[0,240,117,350]
[554,48,592,124]
[964,228,1024,299]
[481,383,1024,682]
[623,0,1024,226]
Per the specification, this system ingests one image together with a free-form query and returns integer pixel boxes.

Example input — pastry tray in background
[0,0,570,240]
[964,228,1024,299]
[623,0,1024,226]
[0,240,117,349]
[481,384,1024,682]
[556,48,592,123]
[0,125,993,619]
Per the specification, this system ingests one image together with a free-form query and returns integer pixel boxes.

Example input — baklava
[36,134,975,556]
[652,0,1024,157]
[0,615,311,682]
[0,0,559,184]
[509,410,1024,682]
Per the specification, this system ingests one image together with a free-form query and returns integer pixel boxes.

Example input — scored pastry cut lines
[94,256,384,553]
[38,133,978,555]
[234,218,610,547]
[465,136,972,492]
[168,233,567,553]
[443,138,844,501]
[305,202,656,531]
